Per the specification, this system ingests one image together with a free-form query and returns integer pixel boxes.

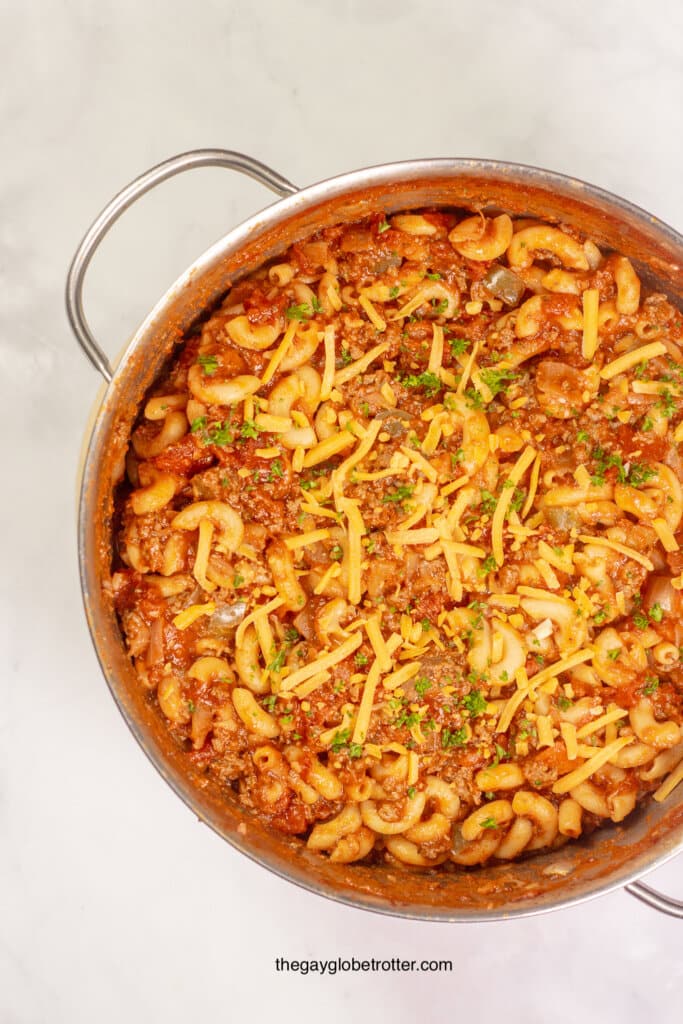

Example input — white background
[2,1,682,1021]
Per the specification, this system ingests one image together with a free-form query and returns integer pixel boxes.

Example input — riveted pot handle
[625,880,683,918]
[65,149,298,382]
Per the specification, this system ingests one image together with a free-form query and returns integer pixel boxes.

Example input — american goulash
[112,208,683,869]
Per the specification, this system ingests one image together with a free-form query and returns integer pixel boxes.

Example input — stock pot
[67,149,683,920]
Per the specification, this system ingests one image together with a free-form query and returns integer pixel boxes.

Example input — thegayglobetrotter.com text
[274,957,452,975]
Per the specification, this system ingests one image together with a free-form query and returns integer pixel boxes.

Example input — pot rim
[75,154,683,921]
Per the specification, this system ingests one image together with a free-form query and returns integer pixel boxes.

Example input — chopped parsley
[441,726,468,748]
[339,346,353,366]
[382,484,414,504]
[627,462,657,487]
[633,611,649,629]
[649,602,664,623]
[478,555,498,577]
[658,388,676,419]
[240,419,263,440]
[507,487,525,516]
[328,728,363,758]
[197,353,218,375]
[414,676,432,697]
[480,817,498,830]
[262,695,277,712]
[233,573,245,588]
[480,366,519,399]
[377,219,390,234]
[285,302,316,321]
[329,729,351,753]
[329,544,344,561]
[462,689,487,718]
[592,447,658,488]
[590,446,623,486]
[203,420,235,446]
[464,387,485,410]
[449,336,470,357]
[491,743,509,767]
[402,371,443,397]
[267,459,284,482]
[479,490,497,515]
[593,446,655,489]
[267,645,288,674]
[643,676,660,695]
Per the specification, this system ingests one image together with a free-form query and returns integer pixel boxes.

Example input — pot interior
[80,161,683,918]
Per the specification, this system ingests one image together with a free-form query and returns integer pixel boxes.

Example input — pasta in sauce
[112,208,683,870]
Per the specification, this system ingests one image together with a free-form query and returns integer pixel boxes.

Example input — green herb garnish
[197,353,218,375]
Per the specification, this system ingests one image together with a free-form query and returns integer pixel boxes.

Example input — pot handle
[65,149,298,382]
[625,880,683,918]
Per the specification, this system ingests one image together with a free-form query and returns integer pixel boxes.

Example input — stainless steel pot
[67,149,683,920]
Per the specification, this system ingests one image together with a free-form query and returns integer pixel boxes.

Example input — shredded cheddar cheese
[333,341,389,388]
[491,445,537,565]
[576,707,628,739]
[320,325,336,400]
[120,205,683,876]
[293,671,333,699]
[456,339,480,395]
[520,452,541,520]
[581,288,599,359]
[428,323,444,373]
[284,528,331,550]
[193,518,215,592]
[280,633,363,692]
[359,295,386,332]
[303,430,357,468]
[173,602,216,630]
[352,634,402,745]
[652,517,679,553]
[553,737,635,794]
[385,527,440,546]
[235,596,286,648]
[382,662,422,691]
[560,722,579,760]
[528,649,594,689]
[365,616,392,672]
[654,758,683,803]
[577,534,655,571]
[339,497,366,605]
[599,341,667,380]
[261,320,298,384]
[496,688,530,734]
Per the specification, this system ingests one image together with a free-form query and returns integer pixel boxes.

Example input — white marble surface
[2,1,683,1020]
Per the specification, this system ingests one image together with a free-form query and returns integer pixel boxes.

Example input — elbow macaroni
[113,204,683,872]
